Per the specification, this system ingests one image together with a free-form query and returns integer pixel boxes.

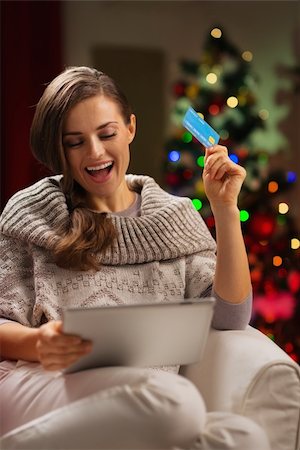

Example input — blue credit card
[183,107,220,148]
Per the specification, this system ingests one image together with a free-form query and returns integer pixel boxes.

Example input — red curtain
[1,1,62,210]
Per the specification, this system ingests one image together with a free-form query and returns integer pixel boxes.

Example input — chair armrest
[180,326,300,450]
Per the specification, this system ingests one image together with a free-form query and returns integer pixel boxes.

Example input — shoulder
[1,175,64,211]
[0,176,68,245]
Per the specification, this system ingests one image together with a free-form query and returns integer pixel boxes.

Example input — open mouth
[85,161,114,180]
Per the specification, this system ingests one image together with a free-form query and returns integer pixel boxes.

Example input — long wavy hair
[30,66,133,271]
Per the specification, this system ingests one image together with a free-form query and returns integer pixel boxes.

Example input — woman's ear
[128,114,136,144]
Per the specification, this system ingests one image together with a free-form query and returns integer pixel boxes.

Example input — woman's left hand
[203,145,246,209]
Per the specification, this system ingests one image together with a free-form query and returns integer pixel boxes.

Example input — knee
[139,371,206,448]
[235,416,270,450]
[200,412,271,450]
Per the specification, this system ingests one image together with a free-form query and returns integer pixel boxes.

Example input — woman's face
[62,95,136,211]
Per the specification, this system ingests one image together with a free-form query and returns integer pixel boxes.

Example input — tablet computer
[63,298,215,373]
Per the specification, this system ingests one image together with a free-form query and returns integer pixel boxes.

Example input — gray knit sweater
[0,175,251,330]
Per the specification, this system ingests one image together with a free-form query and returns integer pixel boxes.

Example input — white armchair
[180,325,300,450]
[1,326,299,450]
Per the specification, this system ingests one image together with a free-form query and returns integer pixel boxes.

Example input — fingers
[36,321,92,371]
[204,144,228,160]
[204,154,230,180]
[204,145,246,181]
[38,321,80,347]
[39,345,92,371]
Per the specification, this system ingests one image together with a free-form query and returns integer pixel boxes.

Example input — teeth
[86,162,113,171]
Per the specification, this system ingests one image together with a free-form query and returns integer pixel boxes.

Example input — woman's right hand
[36,320,92,371]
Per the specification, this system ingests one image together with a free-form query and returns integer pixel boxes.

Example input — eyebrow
[62,121,118,137]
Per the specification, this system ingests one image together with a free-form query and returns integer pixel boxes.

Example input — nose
[87,136,105,158]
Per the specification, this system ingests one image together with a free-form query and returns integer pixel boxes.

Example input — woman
[0,66,269,449]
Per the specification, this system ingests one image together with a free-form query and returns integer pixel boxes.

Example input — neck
[86,182,136,213]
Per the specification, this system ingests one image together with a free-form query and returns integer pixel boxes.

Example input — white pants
[0,361,270,450]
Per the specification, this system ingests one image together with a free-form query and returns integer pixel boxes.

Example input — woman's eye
[64,141,82,148]
[101,133,116,140]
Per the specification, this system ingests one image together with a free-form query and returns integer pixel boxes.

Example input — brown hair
[30,66,132,271]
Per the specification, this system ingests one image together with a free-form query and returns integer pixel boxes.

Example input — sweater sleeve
[0,233,36,327]
[185,251,252,330]
[211,288,252,330]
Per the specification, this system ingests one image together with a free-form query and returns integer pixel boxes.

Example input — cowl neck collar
[0,175,215,265]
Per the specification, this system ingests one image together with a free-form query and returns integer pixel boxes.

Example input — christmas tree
[164,26,300,363]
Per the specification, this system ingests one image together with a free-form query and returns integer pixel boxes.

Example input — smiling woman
[0,66,270,450]
[30,68,137,271]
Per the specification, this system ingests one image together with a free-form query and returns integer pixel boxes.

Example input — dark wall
[1,1,63,210]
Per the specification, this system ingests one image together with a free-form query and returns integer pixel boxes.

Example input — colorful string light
[287,171,297,183]
[196,156,205,168]
[211,28,222,38]
[206,73,218,84]
[240,210,250,222]
[242,50,253,62]
[278,203,289,214]
[182,131,193,143]
[168,150,180,162]
[208,104,220,115]
[229,154,239,164]
[227,96,238,108]
[268,181,279,193]
[291,238,300,250]
[192,199,203,210]
[273,256,282,267]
